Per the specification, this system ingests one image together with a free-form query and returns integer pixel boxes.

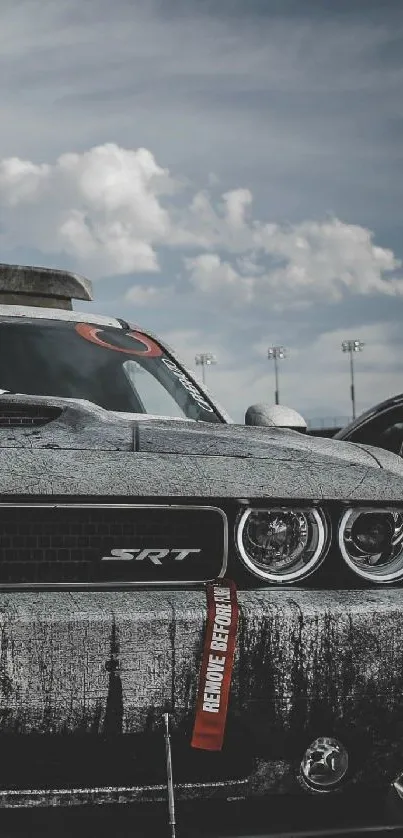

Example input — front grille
[0,405,62,427]
[0,504,227,586]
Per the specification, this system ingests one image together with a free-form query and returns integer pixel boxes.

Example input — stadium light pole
[341,339,364,421]
[195,352,217,385]
[267,346,286,405]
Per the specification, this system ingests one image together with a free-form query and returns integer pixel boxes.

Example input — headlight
[339,508,403,583]
[236,507,328,583]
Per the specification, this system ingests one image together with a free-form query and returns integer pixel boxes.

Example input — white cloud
[251,219,402,305]
[184,253,255,303]
[125,284,172,307]
[0,156,50,205]
[0,142,402,311]
[181,214,402,310]
[0,143,171,275]
[222,188,252,228]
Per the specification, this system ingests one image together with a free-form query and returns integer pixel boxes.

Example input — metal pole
[163,713,176,838]
[350,349,356,420]
[342,340,364,421]
[268,347,286,405]
[195,353,217,387]
[274,356,279,405]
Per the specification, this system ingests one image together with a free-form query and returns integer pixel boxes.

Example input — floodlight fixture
[267,346,287,405]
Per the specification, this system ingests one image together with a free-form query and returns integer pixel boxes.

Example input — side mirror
[245,403,307,433]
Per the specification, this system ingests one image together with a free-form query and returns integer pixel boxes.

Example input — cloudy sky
[1,0,402,423]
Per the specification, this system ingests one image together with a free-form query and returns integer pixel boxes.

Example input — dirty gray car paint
[1,266,403,835]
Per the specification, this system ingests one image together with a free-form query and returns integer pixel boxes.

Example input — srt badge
[102,548,202,565]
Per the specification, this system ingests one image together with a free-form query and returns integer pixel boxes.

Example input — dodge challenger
[0,262,403,836]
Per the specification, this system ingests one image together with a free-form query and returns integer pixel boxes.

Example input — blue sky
[1,0,402,422]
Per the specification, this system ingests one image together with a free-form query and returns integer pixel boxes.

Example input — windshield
[0,318,222,423]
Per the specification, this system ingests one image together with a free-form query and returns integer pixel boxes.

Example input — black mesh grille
[0,505,226,585]
[0,404,62,427]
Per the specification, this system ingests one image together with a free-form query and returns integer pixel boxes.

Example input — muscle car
[0,262,403,836]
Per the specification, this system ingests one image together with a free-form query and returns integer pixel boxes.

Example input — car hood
[0,394,403,501]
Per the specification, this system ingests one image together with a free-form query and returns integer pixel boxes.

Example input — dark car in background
[334,394,403,456]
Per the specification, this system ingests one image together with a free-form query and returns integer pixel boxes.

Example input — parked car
[334,395,403,456]
[1,262,403,834]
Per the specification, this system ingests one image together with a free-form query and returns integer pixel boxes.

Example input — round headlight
[339,508,403,583]
[236,506,328,583]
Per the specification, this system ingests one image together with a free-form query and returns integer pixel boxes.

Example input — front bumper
[1,588,403,814]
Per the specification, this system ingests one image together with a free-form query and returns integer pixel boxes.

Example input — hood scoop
[0,395,133,451]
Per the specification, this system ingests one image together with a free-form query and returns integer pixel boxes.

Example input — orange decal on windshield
[75,323,163,357]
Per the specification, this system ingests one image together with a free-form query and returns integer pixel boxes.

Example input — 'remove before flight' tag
[191,579,239,751]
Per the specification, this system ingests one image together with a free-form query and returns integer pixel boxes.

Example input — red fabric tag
[191,579,238,751]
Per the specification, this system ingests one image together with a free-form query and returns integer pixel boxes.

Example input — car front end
[1,263,403,836]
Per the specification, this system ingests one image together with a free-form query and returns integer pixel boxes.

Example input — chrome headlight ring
[236,506,328,584]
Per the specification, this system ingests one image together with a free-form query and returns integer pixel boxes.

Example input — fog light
[300,737,348,791]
